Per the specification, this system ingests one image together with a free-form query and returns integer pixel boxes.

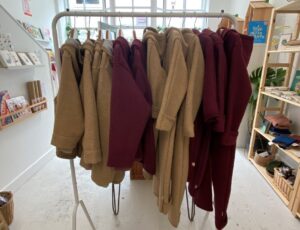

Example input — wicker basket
[274,168,294,201]
[0,192,14,225]
[254,150,275,167]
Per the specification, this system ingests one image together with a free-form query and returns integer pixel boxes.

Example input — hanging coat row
[51,27,253,229]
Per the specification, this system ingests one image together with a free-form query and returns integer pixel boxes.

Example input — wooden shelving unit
[248,1,300,217]
[0,100,47,131]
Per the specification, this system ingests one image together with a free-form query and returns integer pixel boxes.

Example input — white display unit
[0,4,55,192]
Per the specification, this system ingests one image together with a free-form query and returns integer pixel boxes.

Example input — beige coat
[51,39,84,159]
[91,40,125,187]
[155,28,189,214]
[142,30,167,187]
[0,211,8,230]
[167,29,205,227]
[92,40,103,92]
[79,40,101,168]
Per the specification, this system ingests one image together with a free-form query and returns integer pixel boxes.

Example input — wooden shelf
[35,38,51,43]
[276,1,300,13]
[261,91,300,108]
[0,65,43,70]
[0,100,47,131]
[249,158,289,206]
[254,128,300,163]
[268,47,300,54]
[0,107,47,131]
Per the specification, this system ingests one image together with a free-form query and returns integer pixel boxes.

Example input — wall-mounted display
[22,22,43,40]
[17,52,33,65]
[6,96,32,121]
[0,50,15,67]
[26,52,41,65]
[8,51,22,66]
[0,90,13,126]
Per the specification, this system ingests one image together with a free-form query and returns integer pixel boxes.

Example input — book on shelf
[0,90,13,126]
[27,80,46,112]
[5,96,32,121]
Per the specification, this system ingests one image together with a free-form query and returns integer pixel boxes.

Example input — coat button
[194,185,198,189]
[192,162,196,167]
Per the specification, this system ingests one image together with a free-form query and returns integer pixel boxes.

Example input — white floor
[9,149,300,230]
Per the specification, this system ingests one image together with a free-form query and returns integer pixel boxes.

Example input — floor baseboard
[1,147,55,192]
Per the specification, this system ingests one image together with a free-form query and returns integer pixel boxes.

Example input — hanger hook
[183,11,187,28]
[194,17,198,28]
[118,13,122,37]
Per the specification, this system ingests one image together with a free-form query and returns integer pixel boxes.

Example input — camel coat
[51,39,84,159]
[142,30,167,181]
[92,40,103,93]
[0,212,8,230]
[91,40,125,187]
[79,40,101,168]
[167,29,204,227]
[155,28,188,214]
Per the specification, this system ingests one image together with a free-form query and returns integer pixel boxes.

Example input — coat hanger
[118,15,122,37]
[97,17,102,41]
[86,16,91,41]
[69,16,76,38]
[132,6,136,40]
[182,11,186,28]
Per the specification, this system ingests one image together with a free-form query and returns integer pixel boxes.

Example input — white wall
[0,1,57,191]
[0,0,56,34]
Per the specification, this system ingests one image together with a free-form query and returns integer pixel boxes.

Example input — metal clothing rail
[51,10,237,230]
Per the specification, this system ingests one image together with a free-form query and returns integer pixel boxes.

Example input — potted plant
[248,66,286,133]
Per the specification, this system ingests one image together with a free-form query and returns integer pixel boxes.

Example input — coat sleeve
[156,38,188,131]
[51,51,84,159]
[79,49,102,165]
[183,39,205,138]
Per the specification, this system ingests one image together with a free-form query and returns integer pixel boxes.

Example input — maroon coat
[192,29,253,230]
[107,37,151,169]
[130,39,156,174]
[188,32,219,199]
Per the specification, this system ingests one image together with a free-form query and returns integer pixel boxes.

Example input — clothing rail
[51,10,237,230]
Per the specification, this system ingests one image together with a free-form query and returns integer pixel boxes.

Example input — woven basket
[274,168,294,201]
[0,192,14,225]
[254,150,275,167]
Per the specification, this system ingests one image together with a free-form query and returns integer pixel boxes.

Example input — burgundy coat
[188,32,219,197]
[130,39,156,175]
[192,29,253,230]
[107,37,151,169]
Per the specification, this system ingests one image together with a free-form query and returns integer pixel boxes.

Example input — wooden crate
[243,1,273,34]
[274,168,294,201]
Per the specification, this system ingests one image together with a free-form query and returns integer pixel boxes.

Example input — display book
[0,81,46,128]
[0,33,42,68]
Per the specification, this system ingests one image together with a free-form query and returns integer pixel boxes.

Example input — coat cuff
[56,149,76,159]
[155,113,176,131]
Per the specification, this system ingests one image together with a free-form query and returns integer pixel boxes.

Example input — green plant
[248,66,286,132]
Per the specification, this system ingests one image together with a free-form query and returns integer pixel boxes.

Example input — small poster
[22,0,32,17]
[248,21,268,44]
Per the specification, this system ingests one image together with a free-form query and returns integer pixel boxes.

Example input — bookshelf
[248,2,300,217]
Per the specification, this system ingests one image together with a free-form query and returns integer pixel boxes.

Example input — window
[67,0,209,41]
